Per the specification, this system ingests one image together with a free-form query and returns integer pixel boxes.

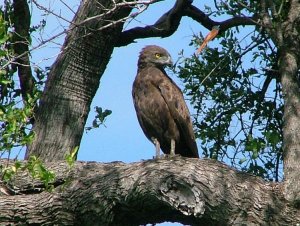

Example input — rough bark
[281,49,300,204]
[1,157,299,226]
[25,0,132,161]
[276,0,300,204]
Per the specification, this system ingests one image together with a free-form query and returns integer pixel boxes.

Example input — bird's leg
[170,139,175,156]
[151,137,161,158]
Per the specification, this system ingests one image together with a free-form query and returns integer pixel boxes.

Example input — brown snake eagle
[132,45,199,158]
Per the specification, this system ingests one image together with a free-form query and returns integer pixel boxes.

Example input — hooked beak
[165,55,173,67]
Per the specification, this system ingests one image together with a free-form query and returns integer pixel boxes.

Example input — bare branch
[184,5,257,32]
[59,0,77,15]
[1,30,67,70]
[32,0,73,25]
[1,1,158,70]
[116,0,193,47]
[116,1,258,47]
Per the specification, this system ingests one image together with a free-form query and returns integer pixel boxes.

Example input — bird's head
[138,45,173,69]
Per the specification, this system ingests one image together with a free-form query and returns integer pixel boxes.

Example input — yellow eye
[155,53,162,58]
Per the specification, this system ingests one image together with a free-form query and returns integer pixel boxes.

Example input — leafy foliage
[1,156,55,192]
[26,156,56,191]
[177,28,283,181]
[0,160,22,182]
[86,106,112,131]
[65,146,79,168]
[0,6,31,157]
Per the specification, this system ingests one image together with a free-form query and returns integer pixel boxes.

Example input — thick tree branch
[278,0,300,203]
[116,1,257,47]
[0,157,298,225]
[12,0,36,102]
[116,0,193,47]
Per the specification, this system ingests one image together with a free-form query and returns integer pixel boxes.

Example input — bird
[132,45,199,158]
[196,25,220,54]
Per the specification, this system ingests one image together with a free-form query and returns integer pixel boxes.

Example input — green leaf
[0,79,12,85]
[65,146,79,168]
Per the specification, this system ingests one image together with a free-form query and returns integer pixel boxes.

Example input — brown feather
[132,45,199,158]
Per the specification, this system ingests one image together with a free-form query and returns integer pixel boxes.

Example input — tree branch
[12,0,36,102]
[1,157,299,225]
[116,1,258,47]
[116,0,193,47]
[184,5,257,32]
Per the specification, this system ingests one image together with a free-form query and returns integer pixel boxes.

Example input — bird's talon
[153,154,163,159]
[164,154,180,158]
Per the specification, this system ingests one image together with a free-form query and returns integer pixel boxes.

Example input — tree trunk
[278,0,300,204]
[25,0,132,161]
[1,157,299,226]
[281,51,300,203]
